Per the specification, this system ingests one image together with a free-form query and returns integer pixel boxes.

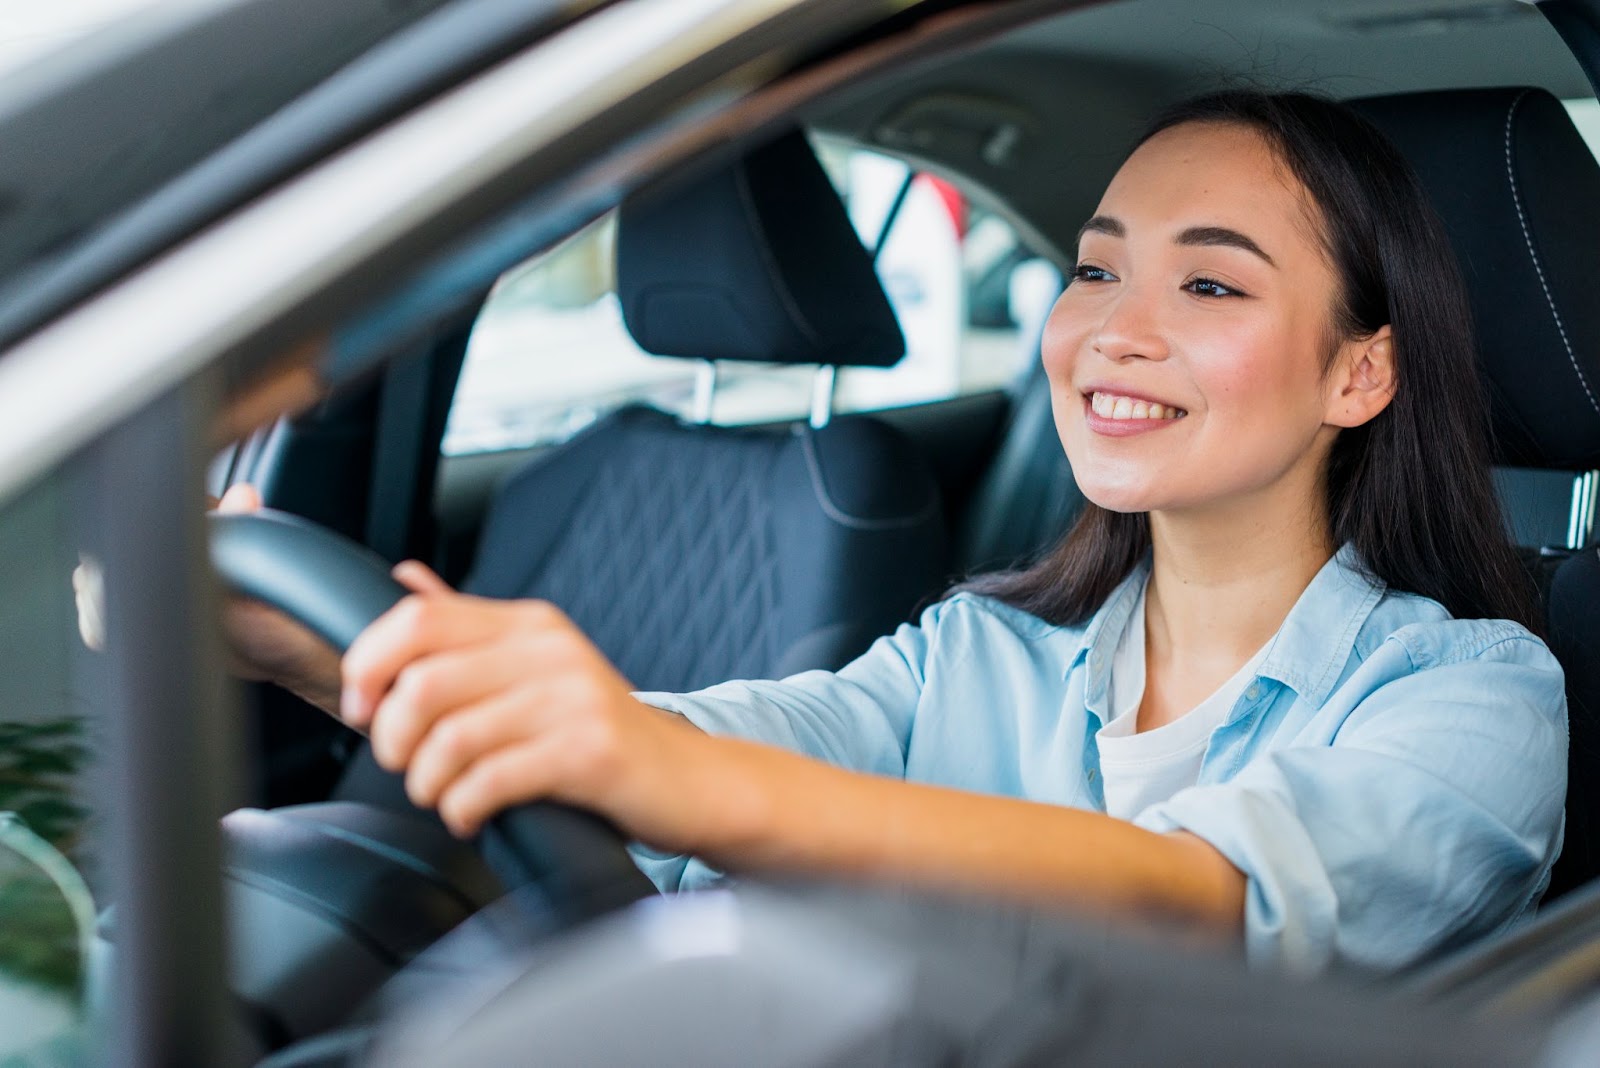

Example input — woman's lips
[1081,390,1188,438]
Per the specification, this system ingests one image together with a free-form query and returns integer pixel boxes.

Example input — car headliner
[809,0,1592,263]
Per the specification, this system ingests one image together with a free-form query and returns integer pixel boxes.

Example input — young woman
[222,91,1567,976]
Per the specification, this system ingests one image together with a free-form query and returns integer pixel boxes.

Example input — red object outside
[919,174,967,238]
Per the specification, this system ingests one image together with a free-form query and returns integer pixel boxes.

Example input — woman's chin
[1078,483,1166,515]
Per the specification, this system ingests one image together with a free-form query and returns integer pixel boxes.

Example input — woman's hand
[73,482,344,712]
[342,568,726,844]
[214,484,344,713]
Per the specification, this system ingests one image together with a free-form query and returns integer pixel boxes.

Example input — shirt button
[1246,684,1261,701]
[1087,769,1097,781]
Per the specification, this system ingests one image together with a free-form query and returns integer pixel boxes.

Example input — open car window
[441,137,1061,457]
[0,456,106,1062]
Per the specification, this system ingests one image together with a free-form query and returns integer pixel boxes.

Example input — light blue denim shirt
[633,544,1567,975]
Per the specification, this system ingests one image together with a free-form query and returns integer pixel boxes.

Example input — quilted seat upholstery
[465,406,946,693]
[334,127,949,810]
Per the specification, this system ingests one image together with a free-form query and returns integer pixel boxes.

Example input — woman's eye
[1071,263,1114,284]
[1186,276,1245,298]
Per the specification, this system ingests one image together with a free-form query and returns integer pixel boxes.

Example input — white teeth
[1089,391,1185,421]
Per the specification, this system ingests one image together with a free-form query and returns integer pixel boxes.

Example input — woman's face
[1042,120,1352,518]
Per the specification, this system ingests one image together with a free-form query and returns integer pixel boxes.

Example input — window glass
[0,458,105,1062]
[442,137,1060,457]
[1565,97,1600,157]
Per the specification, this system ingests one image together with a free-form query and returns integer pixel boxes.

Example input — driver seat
[229,130,949,1045]
[336,128,948,804]
[1353,87,1600,902]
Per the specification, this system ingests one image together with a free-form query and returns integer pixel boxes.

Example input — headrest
[615,128,905,368]
[1354,87,1600,470]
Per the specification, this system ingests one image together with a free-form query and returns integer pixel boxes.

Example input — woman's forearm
[688,732,1247,934]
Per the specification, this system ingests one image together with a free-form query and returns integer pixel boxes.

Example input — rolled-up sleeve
[1134,622,1568,975]
[628,600,946,890]
[633,601,947,775]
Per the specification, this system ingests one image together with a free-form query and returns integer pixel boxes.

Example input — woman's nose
[1091,285,1170,363]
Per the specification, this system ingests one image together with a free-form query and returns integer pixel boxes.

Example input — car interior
[16,0,1600,1063]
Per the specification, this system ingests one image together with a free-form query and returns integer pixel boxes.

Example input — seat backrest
[338,127,945,805]
[955,354,1082,575]
[1355,87,1600,900]
[476,128,943,691]
[464,405,944,693]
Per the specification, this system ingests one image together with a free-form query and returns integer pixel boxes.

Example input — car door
[0,1,986,1061]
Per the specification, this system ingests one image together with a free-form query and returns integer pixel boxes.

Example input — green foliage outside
[0,718,89,998]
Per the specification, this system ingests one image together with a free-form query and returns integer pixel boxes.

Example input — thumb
[393,559,453,595]
[216,483,263,514]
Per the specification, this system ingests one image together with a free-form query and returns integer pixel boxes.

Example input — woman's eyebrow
[1076,214,1123,244]
[1075,216,1277,269]
[1175,225,1277,268]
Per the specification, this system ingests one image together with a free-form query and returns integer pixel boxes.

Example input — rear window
[442,136,1060,456]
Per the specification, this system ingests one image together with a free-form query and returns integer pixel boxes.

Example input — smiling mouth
[1086,390,1187,421]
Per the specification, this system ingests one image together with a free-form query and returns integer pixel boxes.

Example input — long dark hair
[966,90,1541,634]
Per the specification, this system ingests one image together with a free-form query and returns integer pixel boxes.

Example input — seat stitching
[1503,88,1600,416]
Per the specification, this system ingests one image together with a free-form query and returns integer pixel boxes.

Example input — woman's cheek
[1038,312,1082,384]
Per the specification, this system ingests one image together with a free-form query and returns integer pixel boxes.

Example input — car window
[441,137,1061,457]
[0,458,105,1062]
[1565,96,1600,151]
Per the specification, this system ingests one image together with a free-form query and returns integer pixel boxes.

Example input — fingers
[393,559,452,596]
[342,590,495,728]
[342,593,568,730]
[401,686,546,809]
[367,640,551,771]
[216,483,262,513]
[436,737,565,837]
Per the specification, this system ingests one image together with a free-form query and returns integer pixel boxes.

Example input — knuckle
[526,599,568,628]
[430,717,474,762]
[393,662,439,707]
[392,596,433,642]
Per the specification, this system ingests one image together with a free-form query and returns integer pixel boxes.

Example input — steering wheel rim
[208,507,657,927]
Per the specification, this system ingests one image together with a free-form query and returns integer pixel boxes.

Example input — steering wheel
[207,507,657,928]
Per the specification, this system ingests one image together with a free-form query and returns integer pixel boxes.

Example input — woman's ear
[1326,325,1395,429]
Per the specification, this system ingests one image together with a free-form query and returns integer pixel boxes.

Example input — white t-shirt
[1097,581,1274,821]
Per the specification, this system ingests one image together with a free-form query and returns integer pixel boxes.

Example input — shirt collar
[1255,543,1386,705]
[1067,554,1151,724]
[1065,543,1385,711]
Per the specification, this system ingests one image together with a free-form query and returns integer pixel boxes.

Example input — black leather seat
[337,128,947,803]
[1352,88,1600,900]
